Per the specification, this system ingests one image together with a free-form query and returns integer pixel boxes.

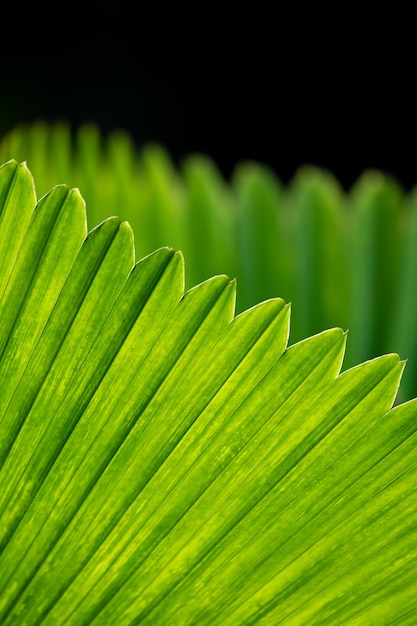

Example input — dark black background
[1,1,414,190]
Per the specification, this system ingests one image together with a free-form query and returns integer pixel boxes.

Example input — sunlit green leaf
[0,159,416,624]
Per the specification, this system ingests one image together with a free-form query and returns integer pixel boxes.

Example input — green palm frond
[0,159,416,624]
[0,120,415,405]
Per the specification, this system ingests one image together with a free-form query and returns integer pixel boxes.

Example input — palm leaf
[0,159,416,624]
[0,121,415,403]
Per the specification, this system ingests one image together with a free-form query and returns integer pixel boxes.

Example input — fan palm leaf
[0,159,416,624]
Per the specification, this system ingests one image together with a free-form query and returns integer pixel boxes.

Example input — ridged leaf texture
[0,159,416,624]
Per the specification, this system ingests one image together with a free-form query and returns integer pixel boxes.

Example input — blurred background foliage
[1,120,416,403]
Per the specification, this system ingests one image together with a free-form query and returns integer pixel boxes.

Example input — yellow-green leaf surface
[0,159,416,625]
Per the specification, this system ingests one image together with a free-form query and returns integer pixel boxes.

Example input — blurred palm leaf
[0,121,415,402]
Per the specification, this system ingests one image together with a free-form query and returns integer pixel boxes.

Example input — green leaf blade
[0,158,416,625]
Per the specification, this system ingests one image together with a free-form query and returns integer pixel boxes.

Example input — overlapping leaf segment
[0,159,416,625]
